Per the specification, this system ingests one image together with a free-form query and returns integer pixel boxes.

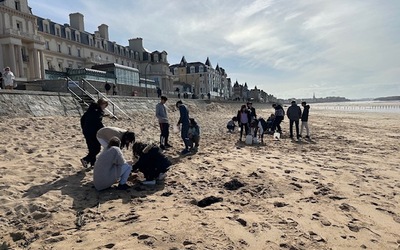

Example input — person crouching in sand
[93,137,132,191]
[96,126,135,150]
[132,142,171,185]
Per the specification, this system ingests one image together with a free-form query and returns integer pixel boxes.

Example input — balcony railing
[3,28,43,42]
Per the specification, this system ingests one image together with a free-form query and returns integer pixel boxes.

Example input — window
[45,41,50,50]
[55,28,60,37]
[68,47,71,55]
[57,44,61,52]
[66,31,70,40]
[97,41,100,48]
[190,66,195,73]
[44,24,49,33]
[15,1,20,10]
[174,68,178,75]
[16,21,22,31]
[199,66,204,72]
[76,34,80,43]
[68,63,72,69]
[77,48,81,57]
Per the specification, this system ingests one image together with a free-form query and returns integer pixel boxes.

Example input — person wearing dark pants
[156,96,172,150]
[286,100,302,139]
[80,98,108,167]
[176,100,191,155]
[237,104,251,141]
[272,103,285,133]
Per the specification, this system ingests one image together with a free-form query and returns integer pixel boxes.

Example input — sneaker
[142,180,156,185]
[116,183,130,190]
[305,135,310,139]
[80,158,88,168]
[157,173,167,181]
[180,149,191,155]
[165,143,173,148]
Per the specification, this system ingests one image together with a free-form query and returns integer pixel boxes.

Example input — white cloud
[29,0,400,99]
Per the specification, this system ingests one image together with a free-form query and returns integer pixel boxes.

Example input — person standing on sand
[156,96,172,150]
[300,101,310,139]
[247,102,257,121]
[96,127,135,149]
[176,100,191,155]
[286,100,302,139]
[272,103,284,134]
[80,98,108,168]
[3,67,15,90]
[93,137,132,190]
[237,104,251,141]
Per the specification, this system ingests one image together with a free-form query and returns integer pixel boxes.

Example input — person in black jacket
[247,102,257,121]
[237,104,251,141]
[271,103,285,134]
[300,102,310,139]
[132,142,171,185]
[80,98,108,167]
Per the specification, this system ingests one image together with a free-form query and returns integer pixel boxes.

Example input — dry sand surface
[0,102,400,250]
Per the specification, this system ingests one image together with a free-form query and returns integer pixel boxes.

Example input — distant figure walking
[156,96,172,150]
[93,137,132,191]
[271,103,285,134]
[112,83,117,95]
[188,118,200,152]
[286,101,302,139]
[157,87,162,98]
[104,81,111,95]
[300,102,310,139]
[80,98,108,168]
[3,67,15,90]
[176,100,191,155]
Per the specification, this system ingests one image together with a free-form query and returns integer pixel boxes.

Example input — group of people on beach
[79,95,200,191]
[228,100,310,142]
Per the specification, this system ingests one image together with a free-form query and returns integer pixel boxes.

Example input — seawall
[0,90,270,118]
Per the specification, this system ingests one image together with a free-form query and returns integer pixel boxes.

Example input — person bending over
[132,142,171,185]
[93,137,132,191]
[237,104,251,141]
[96,127,135,149]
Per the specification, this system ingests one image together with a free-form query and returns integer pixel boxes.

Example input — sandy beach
[0,102,399,250]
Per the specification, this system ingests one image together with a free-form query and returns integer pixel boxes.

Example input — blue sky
[29,0,400,99]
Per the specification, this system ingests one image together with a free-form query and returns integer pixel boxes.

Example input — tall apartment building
[0,0,174,94]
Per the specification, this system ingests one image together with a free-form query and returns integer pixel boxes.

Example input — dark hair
[301,101,307,105]
[132,142,147,158]
[189,118,197,126]
[240,104,246,110]
[291,100,296,104]
[272,103,277,108]
[161,96,168,101]
[97,98,108,107]
[121,131,135,149]
[108,136,121,148]
[176,100,183,107]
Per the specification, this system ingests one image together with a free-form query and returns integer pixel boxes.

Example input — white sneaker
[157,173,167,181]
[142,180,156,185]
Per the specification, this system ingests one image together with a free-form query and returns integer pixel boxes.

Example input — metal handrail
[80,78,133,120]
[66,77,117,119]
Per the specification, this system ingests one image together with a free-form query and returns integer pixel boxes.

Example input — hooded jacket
[301,105,310,122]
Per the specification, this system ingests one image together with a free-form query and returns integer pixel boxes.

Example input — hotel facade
[0,0,174,95]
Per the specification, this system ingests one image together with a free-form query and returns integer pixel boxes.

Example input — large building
[169,56,231,99]
[0,0,174,95]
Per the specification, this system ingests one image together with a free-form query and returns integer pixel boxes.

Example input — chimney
[69,13,84,31]
[129,37,144,51]
[98,24,109,40]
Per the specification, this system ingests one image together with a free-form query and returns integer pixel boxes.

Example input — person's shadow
[23,169,165,216]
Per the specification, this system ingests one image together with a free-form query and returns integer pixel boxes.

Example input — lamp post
[144,62,151,97]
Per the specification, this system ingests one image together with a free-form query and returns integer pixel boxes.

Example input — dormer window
[15,0,21,11]
[190,66,195,73]
[55,27,60,37]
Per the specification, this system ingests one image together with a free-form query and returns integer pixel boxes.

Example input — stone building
[169,56,230,99]
[0,0,173,95]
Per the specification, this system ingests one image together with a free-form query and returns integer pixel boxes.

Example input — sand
[0,102,399,250]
